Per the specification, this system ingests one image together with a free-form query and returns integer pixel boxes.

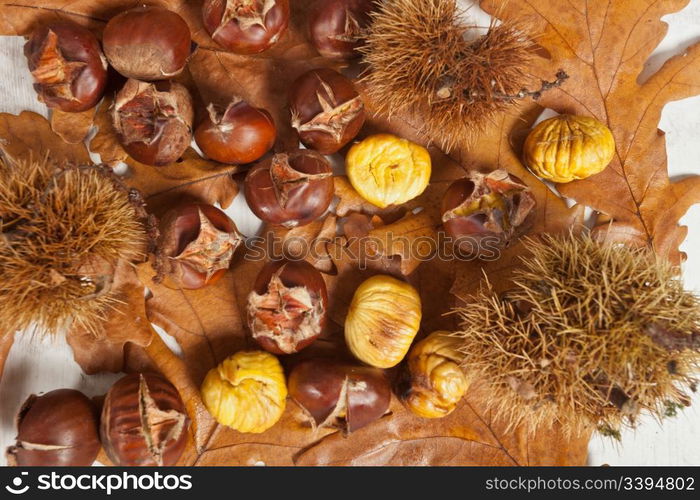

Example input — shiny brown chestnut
[195,99,276,164]
[101,373,189,467]
[156,203,243,290]
[247,260,328,354]
[103,6,192,81]
[244,150,334,227]
[441,169,536,258]
[112,79,194,166]
[5,389,100,466]
[202,0,290,55]
[309,0,376,59]
[289,68,365,155]
[288,359,391,433]
[24,22,107,112]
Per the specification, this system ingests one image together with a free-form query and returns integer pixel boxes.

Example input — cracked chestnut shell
[195,99,276,164]
[202,0,290,54]
[156,203,243,290]
[112,79,194,166]
[101,373,189,467]
[5,389,100,466]
[244,150,334,227]
[24,22,107,112]
[248,259,328,354]
[288,359,391,433]
[289,68,365,155]
[309,0,375,59]
[103,6,192,81]
[441,169,536,258]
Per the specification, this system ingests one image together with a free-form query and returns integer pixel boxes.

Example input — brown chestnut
[441,169,536,258]
[103,6,192,81]
[202,0,290,55]
[112,79,194,166]
[289,68,365,155]
[309,0,376,59]
[101,373,189,467]
[156,203,243,290]
[24,22,107,112]
[288,359,391,433]
[244,150,334,227]
[5,389,100,466]
[247,259,328,354]
[195,99,276,164]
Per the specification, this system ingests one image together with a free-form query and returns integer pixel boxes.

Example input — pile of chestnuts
[17,0,548,462]
[6,373,189,467]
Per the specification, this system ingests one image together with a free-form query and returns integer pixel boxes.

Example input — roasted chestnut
[441,169,536,258]
[309,0,376,59]
[244,150,334,227]
[195,99,276,164]
[101,373,189,467]
[202,0,290,54]
[112,79,194,166]
[24,22,107,112]
[102,6,192,81]
[288,359,391,433]
[5,389,100,466]
[289,68,365,155]
[247,259,328,354]
[156,203,243,290]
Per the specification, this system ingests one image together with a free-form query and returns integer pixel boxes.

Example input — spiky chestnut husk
[0,155,150,336]
[454,232,700,436]
[360,0,567,152]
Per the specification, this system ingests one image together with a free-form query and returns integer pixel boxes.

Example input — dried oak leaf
[90,97,241,217]
[50,107,95,144]
[481,0,700,263]
[0,110,90,164]
[66,259,153,374]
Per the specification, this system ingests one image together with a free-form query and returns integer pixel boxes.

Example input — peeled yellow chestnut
[441,169,536,258]
[398,331,469,418]
[195,99,276,164]
[202,0,290,54]
[289,68,365,155]
[156,203,243,290]
[200,350,287,433]
[346,134,431,208]
[5,389,100,466]
[288,359,391,433]
[24,22,107,112]
[247,259,328,354]
[112,79,194,166]
[345,274,422,368]
[523,114,615,183]
[244,150,334,228]
[309,0,376,59]
[103,6,192,81]
[101,373,189,467]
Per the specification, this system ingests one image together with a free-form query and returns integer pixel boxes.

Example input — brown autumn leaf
[0,110,90,164]
[480,0,700,264]
[50,107,95,144]
[66,259,153,374]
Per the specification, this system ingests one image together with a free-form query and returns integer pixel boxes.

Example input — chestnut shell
[195,100,276,164]
[6,389,100,466]
[103,6,192,80]
[202,0,290,55]
[244,150,334,227]
[309,0,376,59]
[100,373,188,467]
[288,359,391,433]
[250,259,328,354]
[24,22,107,112]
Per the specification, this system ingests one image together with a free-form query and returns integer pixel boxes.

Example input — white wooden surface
[1,1,700,466]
